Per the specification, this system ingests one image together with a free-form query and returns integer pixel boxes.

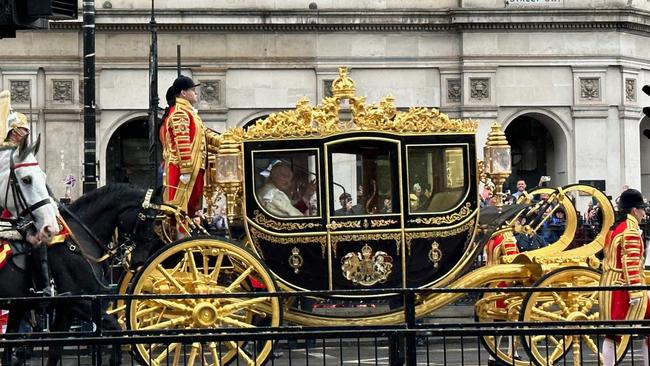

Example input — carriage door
[325,138,404,290]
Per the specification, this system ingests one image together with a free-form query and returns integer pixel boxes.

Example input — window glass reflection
[330,143,396,216]
[407,146,467,213]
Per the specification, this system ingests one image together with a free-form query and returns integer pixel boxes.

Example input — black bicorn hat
[171,75,200,95]
[619,188,647,210]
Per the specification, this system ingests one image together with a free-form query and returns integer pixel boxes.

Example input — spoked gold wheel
[127,238,281,366]
[107,270,135,330]
[476,287,531,365]
[520,266,628,366]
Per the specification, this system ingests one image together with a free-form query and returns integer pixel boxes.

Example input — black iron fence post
[92,297,102,366]
[404,290,417,366]
[389,332,401,366]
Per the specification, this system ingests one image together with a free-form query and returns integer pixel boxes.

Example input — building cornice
[49,8,650,34]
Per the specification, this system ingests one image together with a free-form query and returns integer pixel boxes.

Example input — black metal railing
[2,284,650,366]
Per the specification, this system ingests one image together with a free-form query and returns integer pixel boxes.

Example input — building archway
[242,113,270,129]
[105,118,157,188]
[504,112,568,193]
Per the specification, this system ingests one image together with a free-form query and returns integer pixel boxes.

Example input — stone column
[461,68,497,158]
[620,68,642,190]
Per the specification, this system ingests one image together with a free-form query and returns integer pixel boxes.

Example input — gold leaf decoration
[408,202,474,226]
[405,219,476,255]
[241,66,478,140]
[370,219,398,228]
[249,226,327,258]
[327,220,362,231]
[330,232,402,257]
[253,210,322,231]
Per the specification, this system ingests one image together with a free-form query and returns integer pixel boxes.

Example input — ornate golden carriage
[121,67,620,366]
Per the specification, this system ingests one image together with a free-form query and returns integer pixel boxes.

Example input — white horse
[0,136,59,244]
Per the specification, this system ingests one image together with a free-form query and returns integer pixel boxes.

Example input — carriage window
[329,143,396,216]
[407,146,467,213]
[253,150,319,218]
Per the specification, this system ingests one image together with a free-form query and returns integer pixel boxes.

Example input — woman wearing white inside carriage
[257,160,316,217]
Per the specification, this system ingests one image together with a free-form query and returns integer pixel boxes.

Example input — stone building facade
[1,0,650,202]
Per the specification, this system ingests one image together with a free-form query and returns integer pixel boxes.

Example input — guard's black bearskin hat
[619,188,647,210]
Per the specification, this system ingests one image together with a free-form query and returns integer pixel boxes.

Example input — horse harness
[1,147,53,228]
[52,188,161,265]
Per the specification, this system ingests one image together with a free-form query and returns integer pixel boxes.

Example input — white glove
[630,297,641,306]
[180,174,190,184]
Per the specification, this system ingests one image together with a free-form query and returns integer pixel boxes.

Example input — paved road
[18,336,648,366]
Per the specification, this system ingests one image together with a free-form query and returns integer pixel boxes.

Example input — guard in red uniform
[485,232,520,364]
[485,232,520,266]
[160,76,220,216]
[599,188,649,366]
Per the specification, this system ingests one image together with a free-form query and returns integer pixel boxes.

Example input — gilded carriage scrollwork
[404,219,475,255]
[408,202,474,226]
[370,219,398,228]
[288,247,304,274]
[249,226,328,258]
[341,244,394,286]
[428,241,442,268]
[240,67,478,141]
[330,232,402,257]
[327,220,362,231]
[253,210,322,231]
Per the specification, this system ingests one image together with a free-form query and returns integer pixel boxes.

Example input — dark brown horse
[0,184,165,366]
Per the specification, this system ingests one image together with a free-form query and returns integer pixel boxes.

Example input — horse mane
[68,183,146,215]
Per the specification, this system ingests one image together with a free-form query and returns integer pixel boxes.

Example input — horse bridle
[59,188,161,264]
[2,148,52,226]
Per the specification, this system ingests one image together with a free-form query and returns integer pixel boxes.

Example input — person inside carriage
[600,188,650,366]
[159,75,221,231]
[257,161,316,217]
[409,183,431,212]
[334,192,363,215]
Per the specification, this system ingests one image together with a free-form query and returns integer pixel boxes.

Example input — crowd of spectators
[480,175,631,253]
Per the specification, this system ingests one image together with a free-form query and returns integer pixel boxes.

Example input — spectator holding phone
[512,179,527,199]
[334,192,364,215]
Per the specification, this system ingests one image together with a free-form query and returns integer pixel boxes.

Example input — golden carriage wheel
[126,237,282,366]
[475,286,531,366]
[519,266,629,366]
[106,269,135,329]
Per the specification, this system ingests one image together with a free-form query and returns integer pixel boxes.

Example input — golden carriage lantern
[214,130,244,223]
[483,122,511,213]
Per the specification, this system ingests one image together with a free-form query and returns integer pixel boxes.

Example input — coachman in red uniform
[599,188,649,366]
[160,76,220,216]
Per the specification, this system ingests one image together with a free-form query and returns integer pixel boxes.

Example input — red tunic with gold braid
[160,98,219,215]
[485,232,519,266]
[485,232,519,309]
[599,214,650,322]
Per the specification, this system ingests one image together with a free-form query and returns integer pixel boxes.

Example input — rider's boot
[31,244,53,296]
